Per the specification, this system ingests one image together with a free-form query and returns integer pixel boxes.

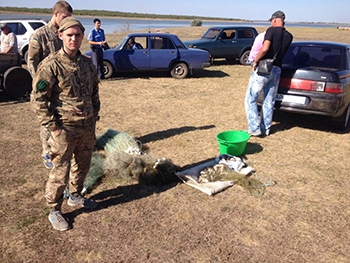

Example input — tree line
[0,6,242,22]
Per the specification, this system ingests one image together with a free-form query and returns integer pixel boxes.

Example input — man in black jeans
[87,18,107,79]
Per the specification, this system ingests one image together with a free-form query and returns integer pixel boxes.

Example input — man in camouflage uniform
[32,17,100,231]
[28,1,73,169]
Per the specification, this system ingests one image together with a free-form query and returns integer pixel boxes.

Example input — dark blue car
[85,32,211,79]
[275,41,350,129]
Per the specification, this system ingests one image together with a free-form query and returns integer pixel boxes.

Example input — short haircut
[53,1,73,14]
[94,18,101,24]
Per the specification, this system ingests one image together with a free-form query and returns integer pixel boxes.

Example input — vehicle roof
[207,26,257,30]
[291,41,350,48]
[0,18,47,22]
[126,32,178,38]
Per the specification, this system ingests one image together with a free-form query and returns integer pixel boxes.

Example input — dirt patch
[1,26,350,263]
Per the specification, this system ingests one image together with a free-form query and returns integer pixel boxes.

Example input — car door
[235,29,256,55]
[214,30,239,58]
[149,36,178,69]
[113,36,149,70]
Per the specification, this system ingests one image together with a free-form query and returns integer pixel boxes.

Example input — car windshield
[201,29,221,39]
[283,45,343,69]
[116,37,129,50]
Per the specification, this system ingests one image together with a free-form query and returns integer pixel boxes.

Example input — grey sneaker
[248,130,262,137]
[68,195,98,209]
[48,210,70,231]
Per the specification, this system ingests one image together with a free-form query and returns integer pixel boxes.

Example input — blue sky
[1,0,349,24]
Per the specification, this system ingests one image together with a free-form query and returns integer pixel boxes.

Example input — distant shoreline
[1,10,349,26]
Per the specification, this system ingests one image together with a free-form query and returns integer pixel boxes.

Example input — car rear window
[29,22,46,31]
[151,37,175,49]
[283,45,343,68]
[6,22,27,35]
[237,30,254,39]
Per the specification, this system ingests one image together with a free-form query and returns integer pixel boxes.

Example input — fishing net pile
[176,154,272,197]
[83,129,272,197]
[82,129,179,194]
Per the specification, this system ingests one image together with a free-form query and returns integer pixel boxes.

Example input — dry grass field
[1,25,350,263]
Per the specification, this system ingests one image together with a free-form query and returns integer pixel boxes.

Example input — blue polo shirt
[87,28,106,49]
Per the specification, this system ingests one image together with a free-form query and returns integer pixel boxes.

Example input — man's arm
[252,40,271,71]
[31,62,57,128]
[27,32,42,77]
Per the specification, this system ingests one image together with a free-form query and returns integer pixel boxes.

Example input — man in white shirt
[0,23,18,53]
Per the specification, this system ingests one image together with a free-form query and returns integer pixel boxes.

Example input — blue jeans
[244,66,281,134]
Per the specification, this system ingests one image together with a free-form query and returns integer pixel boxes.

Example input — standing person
[87,18,107,79]
[244,10,293,137]
[0,23,19,53]
[32,17,100,231]
[248,31,266,64]
[28,0,73,169]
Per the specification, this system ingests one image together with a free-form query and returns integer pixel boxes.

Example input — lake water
[1,13,348,34]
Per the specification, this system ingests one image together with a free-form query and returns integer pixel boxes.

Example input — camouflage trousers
[45,126,95,210]
[40,125,51,156]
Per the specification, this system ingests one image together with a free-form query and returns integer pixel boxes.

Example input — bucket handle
[220,140,228,146]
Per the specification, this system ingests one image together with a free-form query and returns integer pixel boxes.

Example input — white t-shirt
[0,31,19,53]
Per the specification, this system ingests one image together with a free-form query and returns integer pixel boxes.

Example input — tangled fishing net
[103,151,179,185]
[82,129,179,193]
[199,163,265,197]
[81,152,105,194]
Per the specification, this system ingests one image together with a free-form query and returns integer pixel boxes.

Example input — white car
[0,19,47,63]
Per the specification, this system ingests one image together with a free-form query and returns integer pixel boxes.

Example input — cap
[268,10,286,21]
[58,17,85,33]
[0,22,7,29]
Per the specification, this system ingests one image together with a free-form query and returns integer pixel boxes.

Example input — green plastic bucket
[216,130,250,156]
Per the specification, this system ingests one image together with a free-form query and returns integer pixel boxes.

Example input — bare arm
[252,40,271,71]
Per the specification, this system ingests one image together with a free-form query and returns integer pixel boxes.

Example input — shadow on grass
[64,181,179,225]
[105,68,229,80]
[272,110,350,134]
[191,69,229,78]
[211,59,241,66]
[0,89,29,104]
[244,142,264,155]
[137,124,216,144]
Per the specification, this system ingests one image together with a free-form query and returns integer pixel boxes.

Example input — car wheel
[209,55,214,65]
[3,66,32,99]
[24,49,29,64]
[170,62,188,79]
[239,50,251,65]
[332,105,350,130]
[103,61,114,79]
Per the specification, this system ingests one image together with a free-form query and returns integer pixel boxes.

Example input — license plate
[276,94,306,104]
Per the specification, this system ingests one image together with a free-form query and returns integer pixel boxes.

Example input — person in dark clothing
[244,10,293,137]
[87,18,107,79]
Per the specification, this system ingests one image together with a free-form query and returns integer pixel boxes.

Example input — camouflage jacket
[32,49,100,130]
[27,22,62,77]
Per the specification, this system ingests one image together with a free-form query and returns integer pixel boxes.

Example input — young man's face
[94,21,101,30]
[59,26,84,56]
